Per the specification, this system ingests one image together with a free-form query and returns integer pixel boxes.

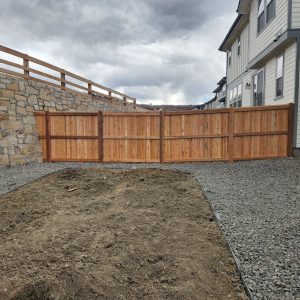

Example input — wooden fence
[0,45,136,105]
[34,104,294,163]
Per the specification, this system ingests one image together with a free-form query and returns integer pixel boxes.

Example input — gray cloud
[0,0,237,104]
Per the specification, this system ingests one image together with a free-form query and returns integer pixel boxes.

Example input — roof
[217,77,226,86]
[202,96,217,106]
[237,0,252,14]
[213,86,222,93]
[213,77,226,93]
[219,0,251,52]
[219,15,242,52]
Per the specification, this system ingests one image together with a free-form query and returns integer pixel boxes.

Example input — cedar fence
[34,104,294,163]
[0,45,136,105]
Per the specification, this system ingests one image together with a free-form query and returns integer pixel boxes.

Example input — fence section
[0,45,136,105]
[34,104,294,163]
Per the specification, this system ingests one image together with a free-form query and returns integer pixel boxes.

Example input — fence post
[108,91,112,101]
[61,73,66,90]
[228,108,235,162]
[287,103,294,157]
[98,111,104,162]
[88,82,93,95]
[160,111,164,163]
[45,111,51,162]
[23,56,29,79]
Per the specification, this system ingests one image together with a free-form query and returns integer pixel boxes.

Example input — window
[237,35,241,56]
[267,0,275,22]
[258,0,276,33]
[228,50,232,66]
[229,84,242,107]
[258,0,265,33]
[233,87,237,102]
[253,70,264,106]
[237,84,242,99]
[276,54,284,98]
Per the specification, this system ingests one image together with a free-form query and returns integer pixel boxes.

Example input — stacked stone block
[0,73,145,166]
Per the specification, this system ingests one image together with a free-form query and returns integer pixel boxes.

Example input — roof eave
[237,0,252,14]
[219,15,243,52]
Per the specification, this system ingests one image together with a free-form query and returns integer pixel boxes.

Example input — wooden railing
[0,45,136,105]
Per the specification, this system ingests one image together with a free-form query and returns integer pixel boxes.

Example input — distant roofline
[213,77,226,93]
[217,77,226,86]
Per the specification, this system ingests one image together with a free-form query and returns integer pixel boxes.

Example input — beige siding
[227,42,296,108]
[265,42,296,105]
[249,0,288,61]
[292,0,300,28]
[227,24,249,83]
[241,72,253,106]
[297,62,300,147]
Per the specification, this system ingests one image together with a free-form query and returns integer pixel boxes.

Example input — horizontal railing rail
[0,45,136,105]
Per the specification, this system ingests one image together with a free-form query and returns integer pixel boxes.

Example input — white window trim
[275,53,284,100]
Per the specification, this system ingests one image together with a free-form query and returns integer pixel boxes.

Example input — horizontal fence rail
[0,45,136,105]
[34,104,294,163]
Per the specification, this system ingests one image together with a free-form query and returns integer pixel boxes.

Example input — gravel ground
[0,159,299,300]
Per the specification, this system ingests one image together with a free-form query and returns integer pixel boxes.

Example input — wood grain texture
[34,104,293,163]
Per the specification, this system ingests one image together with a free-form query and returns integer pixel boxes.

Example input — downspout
[293,38,300,152]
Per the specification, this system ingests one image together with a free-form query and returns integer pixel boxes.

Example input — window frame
[229,83,243,108]
[252,68,265,106]
[257,0,276,34]
[257,0,265,33]
[266,0,276,23]
[228,49,232,66]
[275,53,284,99]
[237,35,241,56]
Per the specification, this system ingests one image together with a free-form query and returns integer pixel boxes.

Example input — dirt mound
[0,168,247,299]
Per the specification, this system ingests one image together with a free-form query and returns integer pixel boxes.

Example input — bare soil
[0,168,247,300]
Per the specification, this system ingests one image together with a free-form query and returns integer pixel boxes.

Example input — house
[199,78,226,110]
[139,104,205,111]
[212,77,227,108]
[219,0,300,155]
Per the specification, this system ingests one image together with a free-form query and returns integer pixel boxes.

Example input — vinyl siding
[227,24,249,83]
[291,0,300,28]
[297,59,300,147]
[241,72,253,106]
[264,42,296,105]
[227,42,296,108]
[249,0,288,61]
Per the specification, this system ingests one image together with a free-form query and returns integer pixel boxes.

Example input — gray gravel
[0,159,299,300]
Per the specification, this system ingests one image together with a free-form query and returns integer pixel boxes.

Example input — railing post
[98,111,104,162]
[123,96,127,106]
[228,108,235,162]
[108,90,112,101]
[287,103,294,157]
[61,72,66,90]
[160,111,164,163]
[88,82,93,95]
[133,98,137,109]
[23,56,29,79]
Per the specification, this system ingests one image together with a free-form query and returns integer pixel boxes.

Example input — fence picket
[34,104,294,163]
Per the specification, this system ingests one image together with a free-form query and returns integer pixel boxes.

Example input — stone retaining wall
[0,73,146,166]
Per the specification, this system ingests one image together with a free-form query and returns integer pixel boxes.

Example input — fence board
[34,104,293,163]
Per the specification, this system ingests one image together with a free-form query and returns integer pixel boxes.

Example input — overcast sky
[0,0,237,105]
